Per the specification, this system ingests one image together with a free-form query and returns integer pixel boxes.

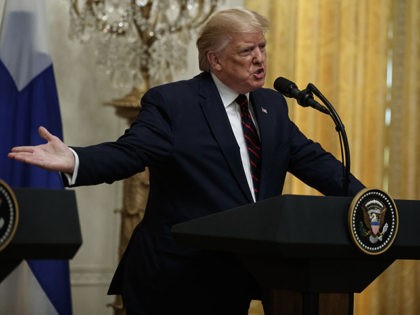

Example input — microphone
[274,76,351,194]
[273,77,329,114]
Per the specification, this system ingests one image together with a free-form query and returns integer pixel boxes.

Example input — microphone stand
[305,83,351,195]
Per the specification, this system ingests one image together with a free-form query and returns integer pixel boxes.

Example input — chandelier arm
[70,0,81,16]
[189,0,218,28]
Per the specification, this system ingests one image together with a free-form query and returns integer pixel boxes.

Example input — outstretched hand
[8,126,75,174]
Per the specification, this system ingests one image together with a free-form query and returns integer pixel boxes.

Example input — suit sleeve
[70,88,173,186]
[287,121,364,196]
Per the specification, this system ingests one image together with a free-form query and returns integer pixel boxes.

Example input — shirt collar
[210,72,249,109]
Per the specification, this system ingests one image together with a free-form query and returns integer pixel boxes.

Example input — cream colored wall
[45,0,243,314]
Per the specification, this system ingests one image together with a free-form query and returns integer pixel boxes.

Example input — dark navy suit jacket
[70,71,364,310]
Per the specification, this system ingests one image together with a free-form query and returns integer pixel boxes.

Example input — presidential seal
[0,180,19,253]
[349,188,398,255]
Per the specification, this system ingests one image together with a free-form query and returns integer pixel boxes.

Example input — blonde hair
[196,8,269,72]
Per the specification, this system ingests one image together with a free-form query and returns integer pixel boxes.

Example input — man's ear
[207,51,222,72]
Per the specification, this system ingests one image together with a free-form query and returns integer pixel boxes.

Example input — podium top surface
[172,195,420,260]
[2,187,82,260]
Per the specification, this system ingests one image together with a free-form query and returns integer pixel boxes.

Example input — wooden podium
[172,195,420,315]
[0,188,82,282]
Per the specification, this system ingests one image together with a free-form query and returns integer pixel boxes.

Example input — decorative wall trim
[71,265,114,286]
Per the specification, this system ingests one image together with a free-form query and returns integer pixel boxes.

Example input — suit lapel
[198,74,254,202]
[250,91,275,200]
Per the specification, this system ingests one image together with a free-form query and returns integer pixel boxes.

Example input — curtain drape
[244,0,420,314]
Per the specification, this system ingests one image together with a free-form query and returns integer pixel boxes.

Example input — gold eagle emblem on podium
[349,188,398,255]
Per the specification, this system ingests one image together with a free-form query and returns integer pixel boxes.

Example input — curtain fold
[244,0,420,314]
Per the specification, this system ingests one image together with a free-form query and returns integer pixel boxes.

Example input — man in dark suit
[9,8,364,315]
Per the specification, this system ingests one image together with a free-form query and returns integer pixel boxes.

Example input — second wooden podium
[172,194,420,315]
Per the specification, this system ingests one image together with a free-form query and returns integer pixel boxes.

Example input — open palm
[8,126,75,173]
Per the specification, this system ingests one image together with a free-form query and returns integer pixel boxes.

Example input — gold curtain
[244,0,420,314]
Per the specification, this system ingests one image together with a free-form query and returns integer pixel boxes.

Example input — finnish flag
[0,1,72,314]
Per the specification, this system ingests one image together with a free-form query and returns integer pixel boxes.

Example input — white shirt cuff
[64,147,80,186]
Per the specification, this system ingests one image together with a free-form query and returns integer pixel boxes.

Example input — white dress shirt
[211,73,259,201]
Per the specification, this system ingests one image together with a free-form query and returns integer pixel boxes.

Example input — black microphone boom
[273,76,351,195]
[273,77,329,114]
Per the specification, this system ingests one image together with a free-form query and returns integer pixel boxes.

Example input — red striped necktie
[236,94,261,199]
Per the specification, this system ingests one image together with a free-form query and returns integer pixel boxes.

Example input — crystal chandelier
[69,0,220,92]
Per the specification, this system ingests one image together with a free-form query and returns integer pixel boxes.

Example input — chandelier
[69,0,220,92]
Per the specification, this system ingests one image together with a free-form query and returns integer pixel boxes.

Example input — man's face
[209,32,266,94]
